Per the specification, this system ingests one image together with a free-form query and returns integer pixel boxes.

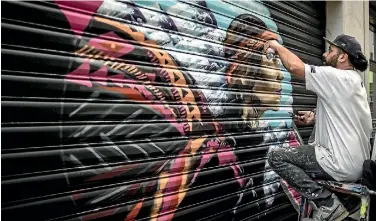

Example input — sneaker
[310,194,349,221]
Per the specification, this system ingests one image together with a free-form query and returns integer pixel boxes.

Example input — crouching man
[266,35,372,221]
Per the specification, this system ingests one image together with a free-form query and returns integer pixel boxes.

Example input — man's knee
[267,149,282,169]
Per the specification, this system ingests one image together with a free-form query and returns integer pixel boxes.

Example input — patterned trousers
[267,144,333,201]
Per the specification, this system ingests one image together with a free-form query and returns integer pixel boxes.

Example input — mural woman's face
[226,35,284,112]
[255,54,283,111]
[238,36,284,112]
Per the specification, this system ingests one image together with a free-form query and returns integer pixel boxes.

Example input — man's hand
[263,40,306,79]
[294,111,315,126]
[260,31,279,41]
[263,40,281,52]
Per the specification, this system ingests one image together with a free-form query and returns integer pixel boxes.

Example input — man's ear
[338,53,348,63]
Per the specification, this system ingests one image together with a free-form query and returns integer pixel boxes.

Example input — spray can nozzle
[266,47,278,60]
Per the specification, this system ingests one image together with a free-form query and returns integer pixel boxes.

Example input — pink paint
[55,1,103,37]
[289,141,300,147]
[66,61,143,88]
[288,131,300,147]
[88,32,135,58]
[71,193,81,201]
[159,195,173,215]
[131,84,156,100]
[151,105,185,135]
[55,0,103,12]
[206,139,219,149]
[81,208,118,221]
[219,151,243,185]
[168,157,184,174]
[90,65,108,85]
[230,165,245,187]
[66,66,185,137]
[157,212,173,221]
[66,59,92,87]
[280,131,310,214]
[108,74,124,87]
[217,145,244,186]
[164,176,180,193]
[217,145,233,164]
[191,149,213,184]
[145,72,156,81]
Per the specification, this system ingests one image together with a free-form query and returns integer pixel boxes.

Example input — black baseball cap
[323,34,363,59]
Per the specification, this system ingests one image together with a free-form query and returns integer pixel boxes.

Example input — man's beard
[322,54,339,67]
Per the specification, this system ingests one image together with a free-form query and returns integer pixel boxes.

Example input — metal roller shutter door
[2,1,324,220]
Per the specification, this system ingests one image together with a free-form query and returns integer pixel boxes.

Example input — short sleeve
[304,64,337,99]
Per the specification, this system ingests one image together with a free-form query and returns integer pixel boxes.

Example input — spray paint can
[266,47,276,60]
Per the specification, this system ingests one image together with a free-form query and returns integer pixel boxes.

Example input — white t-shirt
[304,64,372,181]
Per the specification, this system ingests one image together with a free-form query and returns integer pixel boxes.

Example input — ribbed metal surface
[2,1,324,220]
[370,2,376,32]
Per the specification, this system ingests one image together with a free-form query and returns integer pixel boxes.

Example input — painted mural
[61,0,300,220]
[2,0,307,220]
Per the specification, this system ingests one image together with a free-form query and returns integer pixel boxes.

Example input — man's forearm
[273,44,306,79]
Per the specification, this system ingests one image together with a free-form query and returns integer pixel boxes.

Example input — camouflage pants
[267,144,333,201]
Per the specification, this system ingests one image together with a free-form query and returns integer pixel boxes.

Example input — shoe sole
[333,210,350,221]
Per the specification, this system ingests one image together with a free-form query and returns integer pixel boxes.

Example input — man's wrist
[271,41,283,53]
[265,40,282,53]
